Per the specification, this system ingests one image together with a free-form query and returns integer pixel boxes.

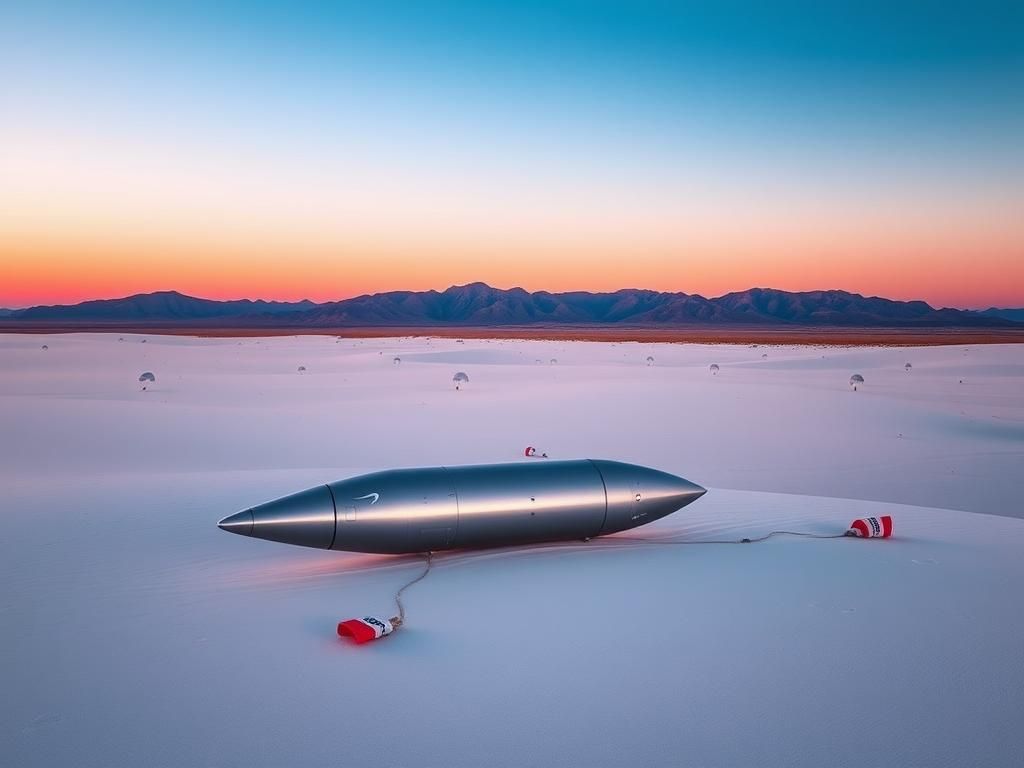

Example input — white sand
[2,334,1023,767]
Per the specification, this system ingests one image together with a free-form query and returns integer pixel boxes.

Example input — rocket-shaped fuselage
[218,459,706,554]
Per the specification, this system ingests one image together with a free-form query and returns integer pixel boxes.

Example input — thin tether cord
[393,551,433,626]
[627,530,853,545]
[388,531,851,627]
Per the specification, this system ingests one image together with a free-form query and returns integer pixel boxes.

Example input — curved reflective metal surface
[592,459,706,534]
[451,460,606,549]
[219,484,336,550]
[330,467,457,555]
[217,509,253,537]
[219,460,706,554]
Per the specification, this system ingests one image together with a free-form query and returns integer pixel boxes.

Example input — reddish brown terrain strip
[3,323,1023,346]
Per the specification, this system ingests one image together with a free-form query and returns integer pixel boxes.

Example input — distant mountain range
[976,307,1024,323]
[7,291,315,322]
[2,284,1021,327]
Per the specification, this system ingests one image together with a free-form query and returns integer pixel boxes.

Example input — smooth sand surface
[2,334,1022,767]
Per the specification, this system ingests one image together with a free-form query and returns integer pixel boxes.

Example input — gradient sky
[2,1,1022,309]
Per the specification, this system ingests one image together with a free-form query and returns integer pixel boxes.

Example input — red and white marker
[848,515,893,538]
[337,616,395,644]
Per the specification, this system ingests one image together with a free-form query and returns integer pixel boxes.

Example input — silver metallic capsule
[218,459,706,554]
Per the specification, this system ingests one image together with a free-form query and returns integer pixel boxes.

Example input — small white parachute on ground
[393,356,401,365]
[453,371,469,390]
[905,362,912,371]
[138,371,155,390]
[710,363,719,375]
[550,358,558,365]
[850,373,865,391]
[41,344,48,350]
[646,356,655,366]
[297,365,306,373]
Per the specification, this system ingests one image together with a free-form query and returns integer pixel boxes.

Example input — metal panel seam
[589,459,609,537]
[325,483,338,551]
[443,466,459,549]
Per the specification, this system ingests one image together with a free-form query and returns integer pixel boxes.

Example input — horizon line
[3,282,1019,313]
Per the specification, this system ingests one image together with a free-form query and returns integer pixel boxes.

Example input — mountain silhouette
[9,291,316,321]
[3,284,1017,327]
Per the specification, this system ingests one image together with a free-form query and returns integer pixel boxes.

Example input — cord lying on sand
[628,530,852,545]
[627,514,893,546]
[337,515,893,644]
[392,551,433,627]
[336,552,433,644]
[335,533,844,644]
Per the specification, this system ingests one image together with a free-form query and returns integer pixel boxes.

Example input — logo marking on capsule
[354,492,380,504]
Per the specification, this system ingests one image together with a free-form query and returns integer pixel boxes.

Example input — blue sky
[2,1,1022,307]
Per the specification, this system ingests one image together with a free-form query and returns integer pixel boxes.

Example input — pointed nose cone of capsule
[640,468,706,511]
[674,477,707,506]
[591,460,707,533]
[217,509,253,536]
[217,485,336,549]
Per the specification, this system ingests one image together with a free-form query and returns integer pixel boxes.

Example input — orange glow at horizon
[4,214,1022,310]
[3,132,1021,310]
[5,118,1022,311]
[4,4,1023,313]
